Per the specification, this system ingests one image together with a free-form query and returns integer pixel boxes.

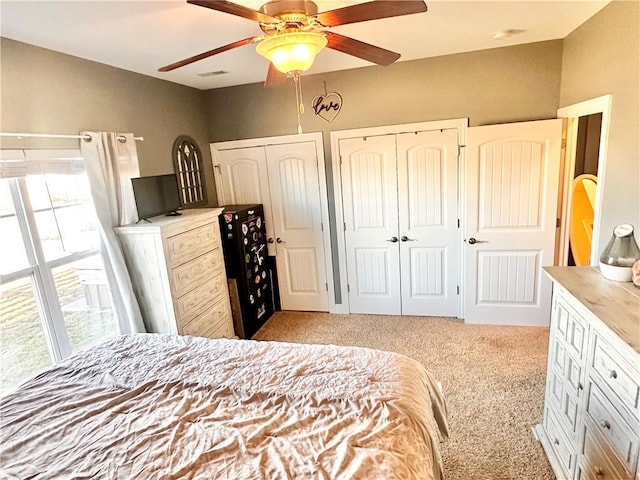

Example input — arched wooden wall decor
[173,135,207,207]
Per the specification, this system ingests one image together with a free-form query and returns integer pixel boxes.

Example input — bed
[0,334,449,479]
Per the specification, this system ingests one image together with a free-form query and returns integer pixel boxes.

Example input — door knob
[466,237,487,245]
[400,236,415,242]
[276,237,283,244]
[268,237,274,244]
[386,237,399,243]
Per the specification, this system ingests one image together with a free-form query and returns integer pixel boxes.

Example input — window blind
[0,149,84,178]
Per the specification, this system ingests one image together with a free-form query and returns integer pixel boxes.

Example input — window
[0,150,120,396]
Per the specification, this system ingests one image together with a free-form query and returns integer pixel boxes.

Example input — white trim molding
[557,94,612,266]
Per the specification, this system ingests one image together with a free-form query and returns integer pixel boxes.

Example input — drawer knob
[609,369,618,379]
[595,467,604,477]
[577,382,584,391]
[600,420,611,430]
[553,438,560,446]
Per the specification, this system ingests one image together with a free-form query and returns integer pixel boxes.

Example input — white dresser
[115,208,234,339]
[535,267,640,480]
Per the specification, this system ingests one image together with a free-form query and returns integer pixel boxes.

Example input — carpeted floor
[253,311,555,480]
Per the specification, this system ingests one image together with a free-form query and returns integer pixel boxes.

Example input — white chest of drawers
[535,267,640,480]
[115,208,234,339]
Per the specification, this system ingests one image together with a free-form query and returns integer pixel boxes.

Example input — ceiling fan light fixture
[256,31,327,74]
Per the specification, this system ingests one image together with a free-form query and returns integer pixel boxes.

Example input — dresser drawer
[580,420,632,480]
[567,310,587,359]
[181,299,232,338]
[550,334,567,376]
[591,333,640,419]
[548,361,566,414]
[543,407,577,477]
[165,223,219,268]
[586,382,639,474]
[555,292,588,359]
[175,273,226,324]
[546,331,585,437]
[204,307,235,339]
[170,248,223,297]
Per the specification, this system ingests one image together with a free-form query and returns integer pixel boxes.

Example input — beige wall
[0,38,217,205]
[205,40,563,142]
[559,0,640,257]
[205,40,564,299]
[1,37,565,213]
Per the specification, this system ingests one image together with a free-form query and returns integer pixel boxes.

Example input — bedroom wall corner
[0,38,219,207]
[559,0,640,259]
[203,40,563,225]
[203,40,563,307]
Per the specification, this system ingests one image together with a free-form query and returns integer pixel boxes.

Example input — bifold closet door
[215,141,329,312]
[265,142,328,311]
[340,130,460,316]
[215,147,275,253]
[340,135,401,315]
[397,129,459,317]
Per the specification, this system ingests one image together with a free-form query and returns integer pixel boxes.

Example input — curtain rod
[0,132,144,142]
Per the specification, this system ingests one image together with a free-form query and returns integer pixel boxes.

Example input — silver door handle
[400,236,415,242]
[386,237,399,243]
[466,237,487,245]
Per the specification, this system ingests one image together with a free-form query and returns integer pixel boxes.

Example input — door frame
[210,132,336,312]
[556,95,612,266]
[330,118,468,315]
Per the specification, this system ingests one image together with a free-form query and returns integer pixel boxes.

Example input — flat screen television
[131,174,182,221]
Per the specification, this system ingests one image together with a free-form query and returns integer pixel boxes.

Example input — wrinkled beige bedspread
[0,334,448,480]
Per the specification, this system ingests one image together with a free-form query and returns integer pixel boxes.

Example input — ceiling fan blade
[187,0,281,24]
[159,36,260,72]
[265,63,289,87]
[325,32,400,66]
[316,0,427,27]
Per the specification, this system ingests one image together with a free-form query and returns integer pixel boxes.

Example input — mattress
[0,334,448,479]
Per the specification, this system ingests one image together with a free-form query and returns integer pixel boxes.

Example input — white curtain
[80,132,145,333]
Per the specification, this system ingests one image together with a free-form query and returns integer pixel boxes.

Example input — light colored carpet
[253,311,555,480]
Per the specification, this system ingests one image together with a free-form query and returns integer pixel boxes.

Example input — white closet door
[214,147,275,255]
[464,119,562,326]
[397,129,459,317]
[340,135,401,315]
[265,142,328,311]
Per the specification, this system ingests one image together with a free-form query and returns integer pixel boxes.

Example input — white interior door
[397,129,459,317]
[265,142,328,311]
[214,147,275,254]
[340,135,401,315]
[464,119,562,326]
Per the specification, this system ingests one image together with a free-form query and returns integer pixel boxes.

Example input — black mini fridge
[219,204,275,338]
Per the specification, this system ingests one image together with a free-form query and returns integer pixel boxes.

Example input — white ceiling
[1,0,610,90]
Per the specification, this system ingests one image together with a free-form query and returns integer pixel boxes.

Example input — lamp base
[599,262,633,282]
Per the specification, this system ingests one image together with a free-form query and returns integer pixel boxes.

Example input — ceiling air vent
[197,70,229,77]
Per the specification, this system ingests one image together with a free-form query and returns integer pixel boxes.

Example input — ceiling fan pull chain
[293,73,304,134]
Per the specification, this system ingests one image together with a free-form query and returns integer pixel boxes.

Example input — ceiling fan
[159,0,428,86]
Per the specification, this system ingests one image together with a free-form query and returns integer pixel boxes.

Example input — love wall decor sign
[311,91,343,123]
